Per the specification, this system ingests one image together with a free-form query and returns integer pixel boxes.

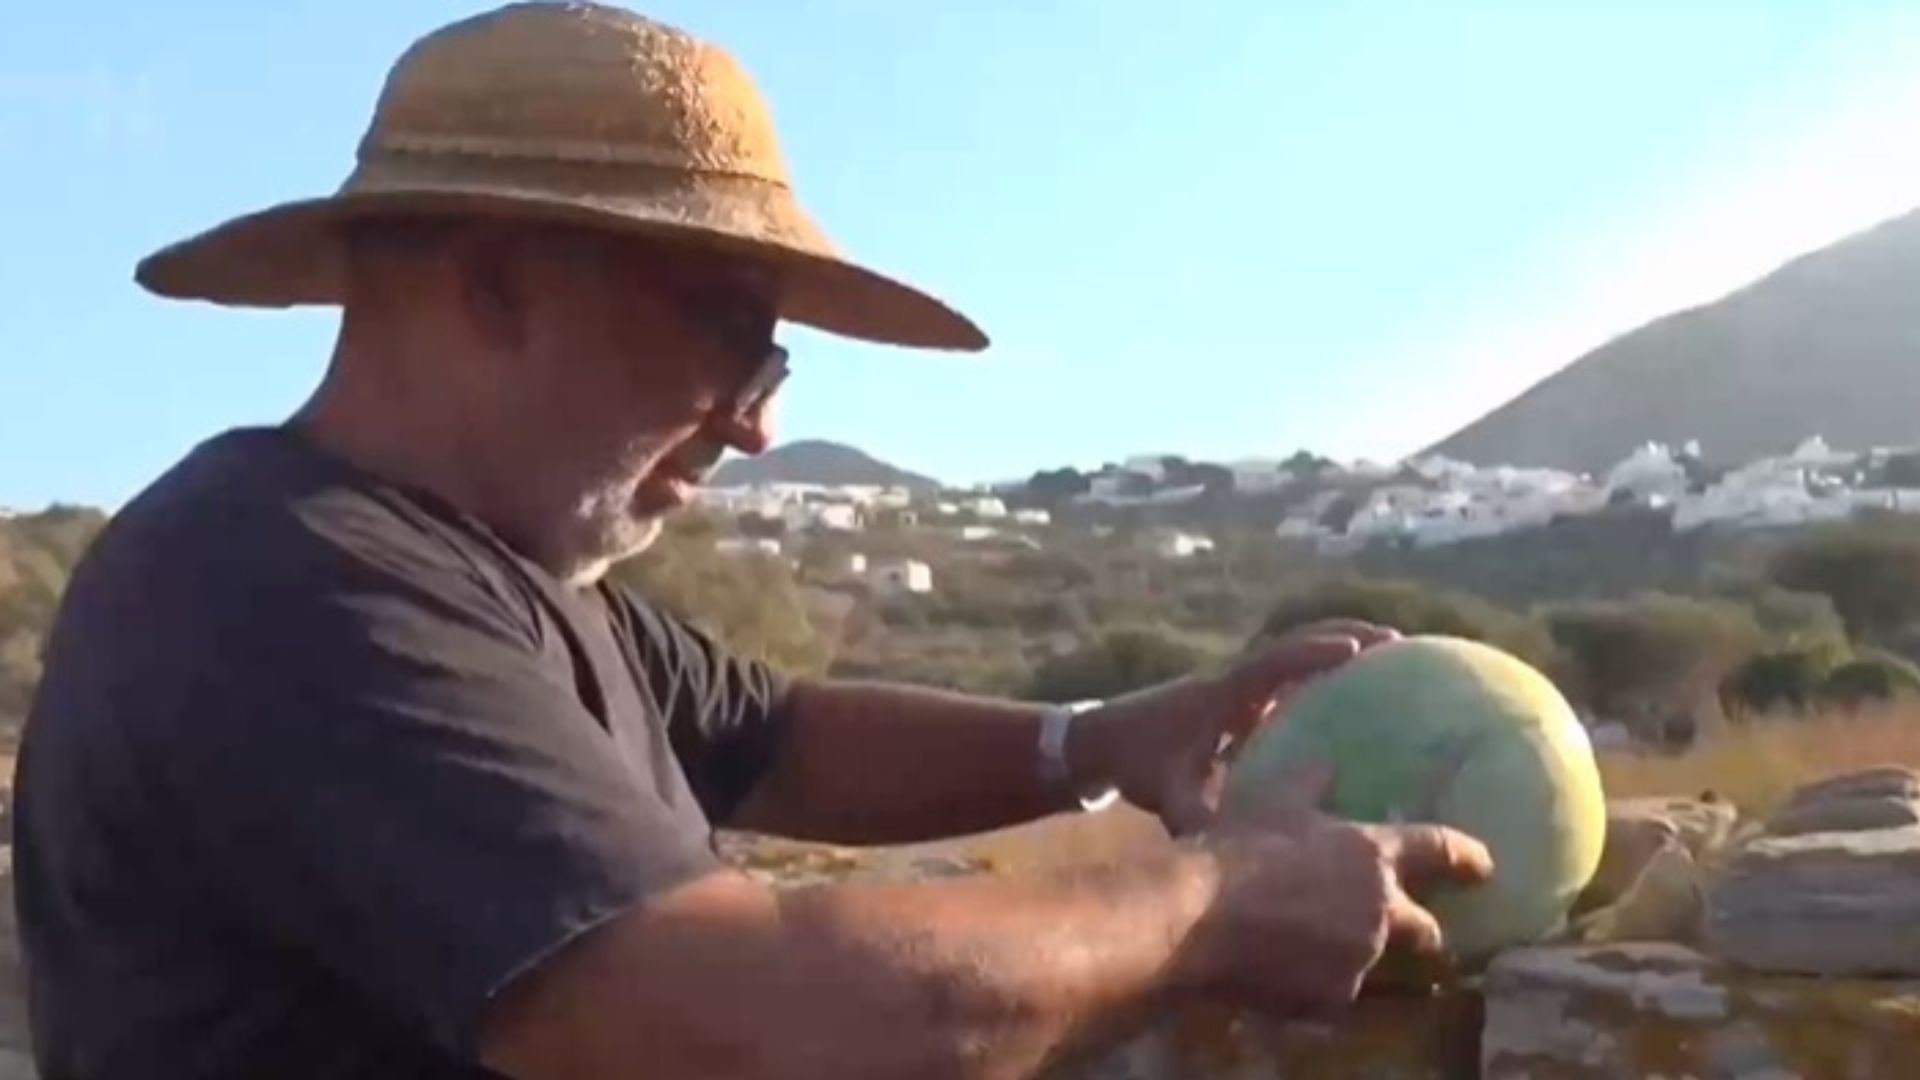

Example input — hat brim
[134,185,989,352]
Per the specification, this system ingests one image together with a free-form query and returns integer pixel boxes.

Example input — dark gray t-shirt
[12,426,791,1079]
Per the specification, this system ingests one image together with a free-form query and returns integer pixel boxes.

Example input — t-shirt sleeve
[149,507,720,1060]
[611,585,795,825]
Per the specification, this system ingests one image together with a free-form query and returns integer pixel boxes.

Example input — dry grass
[1599,702,1920,817]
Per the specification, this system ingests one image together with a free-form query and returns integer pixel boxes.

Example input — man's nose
[709,395,776,456]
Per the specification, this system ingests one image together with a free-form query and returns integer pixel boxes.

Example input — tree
[1818,652,1920,711]
[1027,625,1223,703]
[1283,450,1334,476]
[615,512,833,677]
[1719,647,1840,719]
[0,506,110,732]
[1767,518,1920,646]
[1255,576,1559,674]
[1543,592,1767,742]
[1024,468,1091,503]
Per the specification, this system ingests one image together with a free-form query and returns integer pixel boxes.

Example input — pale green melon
[1222,634,1606,961]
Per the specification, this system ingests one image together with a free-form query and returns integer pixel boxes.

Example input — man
[12,4,1492,1079]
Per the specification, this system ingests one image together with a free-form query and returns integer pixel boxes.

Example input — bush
[0,506,110,733]
[616,511,833,677]
[1543,592,1768,743]
[1708,582,1848,651]
[1720,646,1842,719]
[1818,652,1920,711]
[1767,516,1920,646]
[1254,576,1558,672]
[1027,625,1226,703]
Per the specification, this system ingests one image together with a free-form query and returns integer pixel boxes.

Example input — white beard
[553,434,684,586]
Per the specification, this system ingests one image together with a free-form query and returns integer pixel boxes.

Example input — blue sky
[7,1,1920,508]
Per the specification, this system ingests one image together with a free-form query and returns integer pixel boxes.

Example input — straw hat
[134,1,987,352]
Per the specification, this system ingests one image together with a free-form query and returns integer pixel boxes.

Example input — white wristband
[1039,700,1121,813]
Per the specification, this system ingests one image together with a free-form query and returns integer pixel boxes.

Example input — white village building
[870,558,933,595]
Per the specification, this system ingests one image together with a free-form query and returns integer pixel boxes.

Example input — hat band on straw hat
[334,144,835,257]
[363,129,788,185]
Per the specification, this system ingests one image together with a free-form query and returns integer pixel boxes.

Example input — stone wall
[1055,940,1920,1079]
[1059,768,1920,1078]
[4,771,1920,1077]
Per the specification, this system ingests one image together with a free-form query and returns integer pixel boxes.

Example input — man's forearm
[732,679,1090,844]
[482,848,1221,1080]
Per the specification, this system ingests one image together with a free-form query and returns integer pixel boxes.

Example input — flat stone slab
[1482,943,1920,1079]
[1781,766,1920,809]
[1706,826,1920,976]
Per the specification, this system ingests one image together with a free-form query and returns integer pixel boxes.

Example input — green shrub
[1255,576,1558,672]
[1027,625,1226,703]
[1818,652,1920,710]
[1543,591,1768,741]
[1767,516,1920,646]
[1720,646,1842,719]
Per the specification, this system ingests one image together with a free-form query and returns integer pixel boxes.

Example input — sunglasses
[730,342,789,420]
[662,275,790,420]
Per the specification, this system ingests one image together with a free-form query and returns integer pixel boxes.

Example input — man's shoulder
[58,426,541,662]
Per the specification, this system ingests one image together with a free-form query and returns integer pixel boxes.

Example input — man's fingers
[1387,891,1447,958]
[1376,823,1496,890]
[1226,635,1360,723]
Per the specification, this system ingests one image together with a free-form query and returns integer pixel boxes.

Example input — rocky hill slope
[1425,207,1920,473]
[711,439,942,492]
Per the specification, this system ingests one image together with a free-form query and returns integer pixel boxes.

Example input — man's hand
[1174,762,1495,1012]
[1070,619,1399,835]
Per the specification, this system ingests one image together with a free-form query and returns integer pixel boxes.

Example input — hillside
[1425,206,1920,473]
[711,439,942,492]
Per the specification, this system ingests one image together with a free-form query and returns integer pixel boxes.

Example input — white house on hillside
[780,502,860,532]
[1227,460,1294,493]
[871,558,933,595]
[715,537,782,558]
[1605,443,1691,503]
[1150,529,1215,559]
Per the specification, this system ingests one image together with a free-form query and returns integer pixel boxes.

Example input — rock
[1706,826,1920,976]
[1482,943,1920,1079]
[1577,810,1678,913]
[1577,796,1738,919]
[1569,837,1707,945]
[1765,794,1920,837]
[1782,765,1920,809]
[1607,796,1740,862]
[1763,767,1920,839]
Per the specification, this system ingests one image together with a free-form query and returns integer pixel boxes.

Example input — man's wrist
[1039,701,1121,812]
